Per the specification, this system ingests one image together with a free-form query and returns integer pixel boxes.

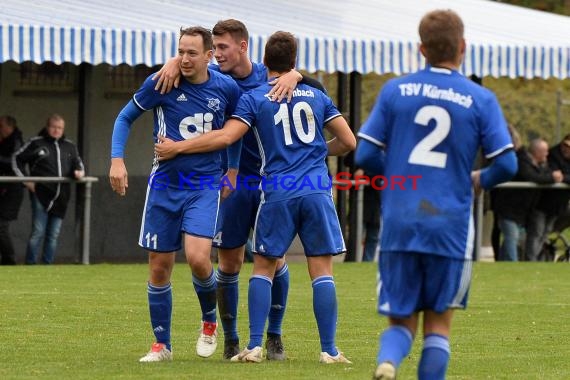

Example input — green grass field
[1,262,569,379]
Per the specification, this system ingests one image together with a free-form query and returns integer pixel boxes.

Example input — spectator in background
[0,115,24,265]
[13,114,85,264]
[493,138,562,261]
[525,134,570,261]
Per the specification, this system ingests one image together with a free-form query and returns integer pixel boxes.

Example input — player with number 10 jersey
[232,82,346,256]
[233,83,340,204]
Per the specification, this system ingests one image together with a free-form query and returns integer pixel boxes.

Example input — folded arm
[472,149,518,195]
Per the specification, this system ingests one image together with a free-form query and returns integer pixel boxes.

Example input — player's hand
[552,170,563,183]
[154,135,180,161]
[24,182,35,193]
[109,158,128,196]
[268,69,302,103]
[221,168,238,201]
[74,170,85,179]
[152,57,182,94]
[471,170,482,197]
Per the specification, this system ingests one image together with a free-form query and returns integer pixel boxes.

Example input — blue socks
[377,325,413,367]
[216,268,240,342]
[192,270,217,323]
[247,275,272,349]
[418,334,450,380]
[312,276,338,356]
[147,282,172,351]
[267,263,289,336]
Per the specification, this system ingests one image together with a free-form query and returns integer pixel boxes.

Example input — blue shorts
[213,183,260,249]
[252,193,346,258]
[377,251,472,317]
[139,186,220,252]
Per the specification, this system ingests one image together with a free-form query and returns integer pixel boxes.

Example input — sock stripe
[312,275,334,287]
[147,282,172,294]
[193,270,216,288]
[251,274,272,285]
[275,263,289,278]
[423,334,450,352]
[216,269,239,284]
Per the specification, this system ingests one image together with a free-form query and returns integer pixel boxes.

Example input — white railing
[0,177,565,264]
[0,176,99,264]
[475,181,570,260]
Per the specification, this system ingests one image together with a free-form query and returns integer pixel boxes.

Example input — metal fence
[0,176,567,264]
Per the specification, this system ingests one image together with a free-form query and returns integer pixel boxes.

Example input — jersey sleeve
[479,91,513,159]
[357,82,395,147]
[231,92,257,128]
[132,74,163,111]
[323,95,342,124]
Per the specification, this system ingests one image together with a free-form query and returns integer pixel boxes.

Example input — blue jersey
[211,62,267,178]
[133,69,240,188]
[358,66,512,260]
[232,82,341,203]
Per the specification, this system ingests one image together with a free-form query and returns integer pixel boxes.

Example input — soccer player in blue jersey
[109,26,241,362]
[155,30,356,364]
[153,19,326,360]
[354,10,518,380]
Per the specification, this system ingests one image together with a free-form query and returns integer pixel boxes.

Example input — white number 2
[274,102,316,145]
[408,105,450,168]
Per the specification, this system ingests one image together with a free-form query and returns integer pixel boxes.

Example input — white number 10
[274,102,316,145]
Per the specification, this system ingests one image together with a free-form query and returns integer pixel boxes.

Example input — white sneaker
[196,321,218,358]
[373,361,397,380]
[139,343,172,362]
[230,346,264,363]
[319,350,352,364]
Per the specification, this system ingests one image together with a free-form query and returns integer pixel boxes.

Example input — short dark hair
[179,26,213,51]
[0,115,17,128]
[263,31,297,73]
[419,9,464,65]
[212,19,249,44]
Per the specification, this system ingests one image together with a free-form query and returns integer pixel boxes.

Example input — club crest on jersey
[207,98,221,111]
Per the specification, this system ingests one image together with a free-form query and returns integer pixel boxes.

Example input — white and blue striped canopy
[2,0,570,79]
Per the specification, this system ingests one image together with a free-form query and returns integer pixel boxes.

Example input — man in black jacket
[525,134,570,261]
[493,138,562,261]
[13,114,84,264]
[0,115,24,265]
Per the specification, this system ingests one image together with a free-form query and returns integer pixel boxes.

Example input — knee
[218,254,243,273]
[149,265,171,284]
[186,253,212,276]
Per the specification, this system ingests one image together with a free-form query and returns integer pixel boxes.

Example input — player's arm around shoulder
[325,115,356,156]
[155,119,249,160]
